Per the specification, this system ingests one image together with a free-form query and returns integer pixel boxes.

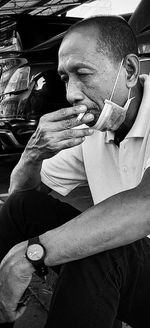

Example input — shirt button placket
[123,166,128,172]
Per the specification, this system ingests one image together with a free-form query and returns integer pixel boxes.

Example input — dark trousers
[1,190,150,328]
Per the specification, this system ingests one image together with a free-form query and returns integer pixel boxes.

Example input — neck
[115,80,143,144]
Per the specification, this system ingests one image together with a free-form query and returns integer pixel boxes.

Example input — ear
[123,54,140,88]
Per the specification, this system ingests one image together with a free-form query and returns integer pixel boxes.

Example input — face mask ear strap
[128,87,131,100]
[110,59,124,102]
[124,87,135,110]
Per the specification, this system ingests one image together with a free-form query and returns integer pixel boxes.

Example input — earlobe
[124,54,139,88]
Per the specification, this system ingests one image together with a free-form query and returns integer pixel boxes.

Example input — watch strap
[28,236,41,246]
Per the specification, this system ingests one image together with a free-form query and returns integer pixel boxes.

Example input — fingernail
[86,114,94,120]
[89,129,94,134]
[79,105,87,111]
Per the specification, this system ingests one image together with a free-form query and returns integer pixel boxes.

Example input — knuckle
[10,262,30,280]
[64,119,73,129]
[37,125,49,139]
[41,113,51,120]
[81,128,91,136]
[67,139,75,147]
[72,106,79,114]
[39,115,51,130]
[10,265,19,277]
[43,134,50,144]
[7,261,15,273]
[61,108,67,117]
[65,129,75,138]
[38,126,45,137]
[10,262,24,277]
[39,114,47,124]
[83,129,89,136]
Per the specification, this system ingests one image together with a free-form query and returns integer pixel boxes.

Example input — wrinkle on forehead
[58,34,101,76]
[58,25,117,72]
[59,26,99,57]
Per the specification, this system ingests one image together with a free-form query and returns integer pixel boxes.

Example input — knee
[1,190,49,225]
[3,190,40,210]
[6,189,51,208]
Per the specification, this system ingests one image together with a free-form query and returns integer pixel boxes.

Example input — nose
[66,78,84,105]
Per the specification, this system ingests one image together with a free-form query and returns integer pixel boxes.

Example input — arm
[40,167,150,266]
[9,105,94,193]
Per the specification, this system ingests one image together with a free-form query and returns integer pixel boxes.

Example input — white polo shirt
[41,77,150,205]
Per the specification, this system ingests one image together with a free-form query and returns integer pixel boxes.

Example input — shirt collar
[105,75,150,143]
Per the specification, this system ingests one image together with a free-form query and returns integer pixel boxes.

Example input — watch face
[27,244,44,261]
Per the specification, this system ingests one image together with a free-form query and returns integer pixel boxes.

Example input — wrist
[21,148,43,166]
[39,231,54,267]
[9,150,42,194]
[26,237,48,277]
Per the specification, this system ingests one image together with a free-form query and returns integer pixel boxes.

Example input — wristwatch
[26,236,48,278]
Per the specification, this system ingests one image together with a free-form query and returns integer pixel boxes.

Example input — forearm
[9,150,42,194]
[40,181,150,266]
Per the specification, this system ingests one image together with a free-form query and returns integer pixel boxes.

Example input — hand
[0,241,35,323]
[25,105,94,161]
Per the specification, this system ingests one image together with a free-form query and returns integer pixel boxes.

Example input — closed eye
[77,68,93,75]
[78,70,89,74]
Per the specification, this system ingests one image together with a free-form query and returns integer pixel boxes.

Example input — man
[1,15,150,327]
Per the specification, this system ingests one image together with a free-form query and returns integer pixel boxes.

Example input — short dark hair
[65,15,138,63]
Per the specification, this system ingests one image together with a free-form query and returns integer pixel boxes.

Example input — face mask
[92,59,135,132]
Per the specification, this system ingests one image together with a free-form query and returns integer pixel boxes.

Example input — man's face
[58,26,128,120]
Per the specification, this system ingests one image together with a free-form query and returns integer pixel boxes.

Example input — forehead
[58,26,100,66]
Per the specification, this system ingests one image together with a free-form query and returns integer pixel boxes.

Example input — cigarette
[76,112,85,122]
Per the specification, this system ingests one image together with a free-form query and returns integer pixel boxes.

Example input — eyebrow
[58,62,94,75]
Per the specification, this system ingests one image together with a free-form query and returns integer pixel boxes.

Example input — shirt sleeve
[41,144,87,196]
[139,134,150,179]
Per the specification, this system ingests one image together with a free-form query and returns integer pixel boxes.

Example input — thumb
[15,304,27,320]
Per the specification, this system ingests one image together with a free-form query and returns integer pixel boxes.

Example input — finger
[42,105,87,122]
[15,304,27,321]
[46,113,94,131]
[55,127,94,142]
[51,129,94,150]
[56,137,86,150]
[78,113,95,125]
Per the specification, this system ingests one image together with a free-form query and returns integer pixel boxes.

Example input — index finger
[46,105,87,122]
